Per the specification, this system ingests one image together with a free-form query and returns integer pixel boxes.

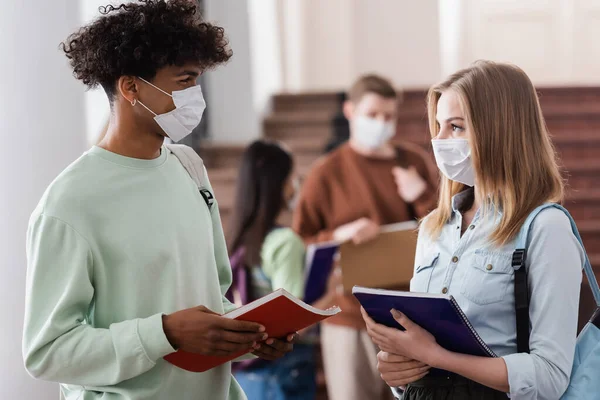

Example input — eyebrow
[176,70,200,78]
[436,117,465,123]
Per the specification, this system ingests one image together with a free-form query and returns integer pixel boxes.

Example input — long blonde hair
[423,60,564,245]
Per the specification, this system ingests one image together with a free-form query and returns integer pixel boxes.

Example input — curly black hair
[61,0,232,100]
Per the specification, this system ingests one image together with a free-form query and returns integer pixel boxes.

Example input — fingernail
[266,339,274,345]
[258,326,266,332]
[255,344,261,350]
[262,334,268,340]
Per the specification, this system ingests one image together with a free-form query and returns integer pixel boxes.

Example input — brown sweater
[293,142,438,329]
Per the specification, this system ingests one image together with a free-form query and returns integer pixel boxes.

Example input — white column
[247,0,285,114]
[0,0,87,399]
[280,0,308,92]
[438,0,466,78]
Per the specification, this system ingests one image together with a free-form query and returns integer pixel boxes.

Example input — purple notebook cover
[353,286,496,365]
[303,243,339,304]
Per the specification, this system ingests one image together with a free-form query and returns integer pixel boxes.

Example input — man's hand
[162,306,267,357]
[333,217,380,245]
[377,351,430,387]
[327,263,344,296]
[392,166,427,203]
[252,333,298,361]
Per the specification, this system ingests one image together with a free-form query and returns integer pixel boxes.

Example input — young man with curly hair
[22,2,294,399]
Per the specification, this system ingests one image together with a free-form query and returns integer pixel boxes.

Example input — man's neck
[98,118,164,160]
[349,139,395,159]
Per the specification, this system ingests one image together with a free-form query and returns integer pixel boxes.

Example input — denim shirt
[410,189,584,399]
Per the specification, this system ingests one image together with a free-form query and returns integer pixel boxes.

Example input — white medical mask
[353,116,396,150]
[136,77,206,142]
[431,138,475,187]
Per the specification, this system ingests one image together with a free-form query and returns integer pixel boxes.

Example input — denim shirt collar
[451,187,475,214]
[451,187,503,218]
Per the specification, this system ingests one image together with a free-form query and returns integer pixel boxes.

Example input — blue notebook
[303,241,339,304]
[353,286,496,359]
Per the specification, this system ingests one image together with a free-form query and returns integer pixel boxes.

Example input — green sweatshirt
[23,146,246,400]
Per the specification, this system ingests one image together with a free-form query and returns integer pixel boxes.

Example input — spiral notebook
[353,286,496,359]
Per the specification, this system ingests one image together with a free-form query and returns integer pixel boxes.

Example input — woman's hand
[361,307,441,365]
[377,351,431,387]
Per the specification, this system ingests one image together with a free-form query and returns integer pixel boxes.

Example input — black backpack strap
[512,203,590,354]
[512,249,530,353]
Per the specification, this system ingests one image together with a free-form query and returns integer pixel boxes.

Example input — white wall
[278,0,443,92]
[443,0,600,86]
[353,0,442,89]
[0,0,87,398]
[81,1,114,146]
[203,0,261,144]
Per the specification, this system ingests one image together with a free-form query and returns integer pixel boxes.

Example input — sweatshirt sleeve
[403,145,439,218]
[23,213,175,386]
[292,167,336,244]
[203,167,237,314]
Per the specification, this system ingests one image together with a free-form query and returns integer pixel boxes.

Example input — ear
[343,100,355,120]
[117,76,138,106]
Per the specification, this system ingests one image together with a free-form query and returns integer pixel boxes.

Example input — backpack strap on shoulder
[513,203,600,354]
[166,144,215,210]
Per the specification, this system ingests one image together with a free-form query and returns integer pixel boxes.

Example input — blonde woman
[361,61,584,399]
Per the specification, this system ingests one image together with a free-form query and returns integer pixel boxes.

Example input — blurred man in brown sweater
[293,75,438,400]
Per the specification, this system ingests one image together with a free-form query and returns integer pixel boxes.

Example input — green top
[23,146,246,400]
[249,227,306,300]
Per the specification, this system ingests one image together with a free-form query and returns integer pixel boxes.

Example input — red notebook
[164,289,341,372]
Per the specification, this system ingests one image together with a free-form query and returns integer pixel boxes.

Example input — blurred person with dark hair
[23,2,294,399]
[293,74,438,400]
[324,92,351,153]
[227,140,338,400]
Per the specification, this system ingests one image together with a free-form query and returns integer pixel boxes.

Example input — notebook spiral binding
[449,296,497,357]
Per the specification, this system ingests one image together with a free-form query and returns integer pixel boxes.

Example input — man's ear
[117,76,138,105]
[343,100,355,120]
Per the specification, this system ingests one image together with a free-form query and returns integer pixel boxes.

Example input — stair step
[566,190,600,219]
[563,160,600,190]
[278,135,330,154]
[272,92,341,113]
[271,87,600,115]
[577,220,600,255]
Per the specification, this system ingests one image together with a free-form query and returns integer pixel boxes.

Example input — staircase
[202,87,600,398]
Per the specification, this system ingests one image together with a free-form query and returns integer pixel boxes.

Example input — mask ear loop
[133,98,158,117]
[138,77,173,98]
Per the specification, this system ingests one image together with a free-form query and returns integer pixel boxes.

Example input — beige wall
[279,0,442,92]
[441,0,600,86]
